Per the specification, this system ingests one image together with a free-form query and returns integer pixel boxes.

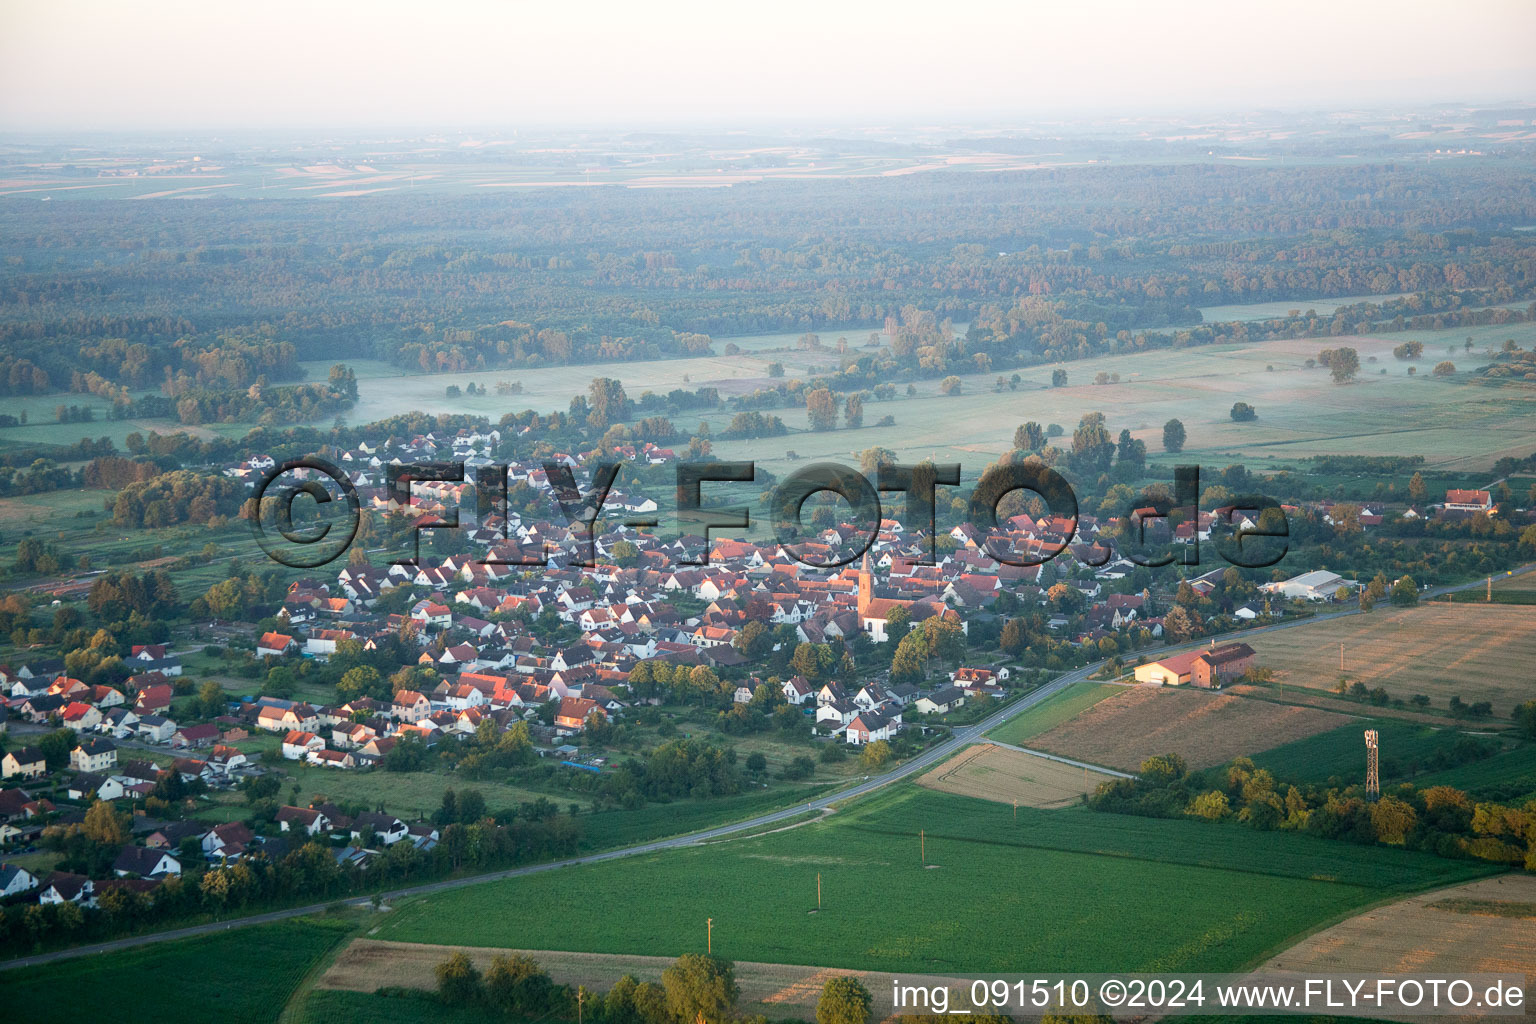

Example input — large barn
[1134,642,1257,688]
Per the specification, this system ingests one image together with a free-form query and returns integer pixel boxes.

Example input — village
[0,426,1508,917]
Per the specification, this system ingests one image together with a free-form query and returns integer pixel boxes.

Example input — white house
[915,686,966,715]
[391,690,432,723]
[0,863,38,897]
[135,714,177,744]
[256,703,319,734]
[307,749,357,769]
[845,708,902,746]
[281,730,325,760]
[275,806,332,835]
[112,846,181,878]
[1,747,47,781]
[256,632,297,658]
[781,677,814,705]
[350,812,409,845]
[70,738,118,773]
[38,874,94,906]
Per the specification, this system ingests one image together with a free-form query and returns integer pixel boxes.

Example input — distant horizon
[3,0,1535,132]
[2,100,1535,142]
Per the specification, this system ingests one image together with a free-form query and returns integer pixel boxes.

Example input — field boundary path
[4,561,1530,973]
[983,739,1136,778]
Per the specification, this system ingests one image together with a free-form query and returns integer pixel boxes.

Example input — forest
[3,161,1535,398]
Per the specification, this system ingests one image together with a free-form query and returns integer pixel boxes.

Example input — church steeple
[857,551,873,614]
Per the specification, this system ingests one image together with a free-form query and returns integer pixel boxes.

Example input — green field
[580,784,835,851]
[1,917,354,1024]
[374,785,1495,974]
[986,682,1122,746]
[294,989,502,1024]
[1248,720,1494,786]
[1415,743,1536,803]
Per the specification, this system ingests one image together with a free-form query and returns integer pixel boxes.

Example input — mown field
[374,785,1496,974]
[1259,874,1536,983]
[1027,686,1349,772]
[1242,603,1536,713]
[1494,569,1536,593]
[986,682,1122,746]
[1,917,355,1024]
[917,743,1109,808]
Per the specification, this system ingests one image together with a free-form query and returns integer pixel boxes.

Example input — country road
[3,561,1529,973]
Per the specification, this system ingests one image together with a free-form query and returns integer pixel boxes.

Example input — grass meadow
[986,682,1123,746]
[1248,719,1496,786]
[374,785,1496,974]
[1414,744,1536,804]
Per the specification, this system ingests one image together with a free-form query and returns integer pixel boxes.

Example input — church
[855,552,964,642]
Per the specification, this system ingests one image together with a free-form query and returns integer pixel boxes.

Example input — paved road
[5,561,1529,972]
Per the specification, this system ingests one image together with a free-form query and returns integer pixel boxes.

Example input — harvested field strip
[916,743,1114,808]
[1427,898,1536,919]
[321,939,969,1020]
[1028,686,1349,772]
[1243,604,1536,711]
[1264,874,1536,984]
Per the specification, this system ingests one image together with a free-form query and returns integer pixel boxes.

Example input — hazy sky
[3,0,1534,131]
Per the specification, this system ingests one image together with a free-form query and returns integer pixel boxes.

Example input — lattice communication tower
[1364,729,1379,801]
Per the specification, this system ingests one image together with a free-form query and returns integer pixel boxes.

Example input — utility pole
[706,917,712,954]
[578,988,585,1024]
[1487,577,1492,602]
[1013,798,1017,820]
[1339,643,1344,673]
